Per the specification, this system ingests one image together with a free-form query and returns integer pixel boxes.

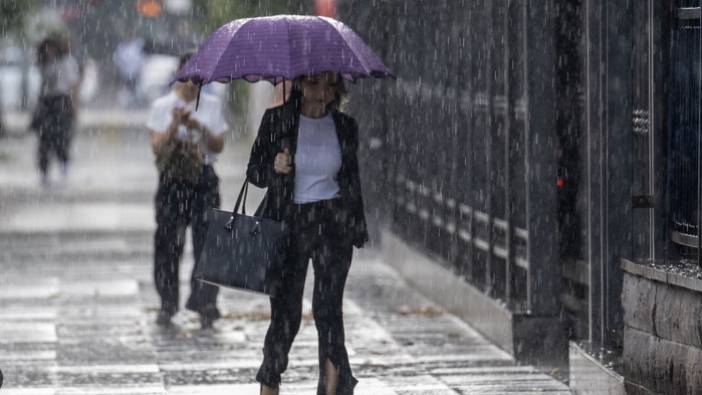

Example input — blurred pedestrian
[113,31,145,107]
[247,72,368,395]
[32,34,80,186]
[147,53,228,329]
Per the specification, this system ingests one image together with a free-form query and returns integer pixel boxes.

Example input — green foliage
[0,0,36,37]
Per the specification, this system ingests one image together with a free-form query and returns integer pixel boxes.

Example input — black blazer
[246,100,369,248]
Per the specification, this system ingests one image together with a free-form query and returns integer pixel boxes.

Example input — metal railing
[670,5,702,254]
[340,0,560,316]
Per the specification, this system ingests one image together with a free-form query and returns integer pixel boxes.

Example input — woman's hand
[274,148,292,174]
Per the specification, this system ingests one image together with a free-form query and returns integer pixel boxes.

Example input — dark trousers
[154,165,221,317]
[35,95,73,175]
[256,199,358,394]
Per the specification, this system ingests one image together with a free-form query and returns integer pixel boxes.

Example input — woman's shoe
[199,313,214,329]
[196,305,220,329]
[155,310,173,327]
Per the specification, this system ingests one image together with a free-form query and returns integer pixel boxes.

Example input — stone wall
[622,259,702,394]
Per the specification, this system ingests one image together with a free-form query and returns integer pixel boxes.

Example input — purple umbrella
[175,14,393,86]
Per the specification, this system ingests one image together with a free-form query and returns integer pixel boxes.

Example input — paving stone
[0,322,57,343]
[0,366,56,387]
[0,278,60,300]
[56,386,165,395]
[1,389,57,395]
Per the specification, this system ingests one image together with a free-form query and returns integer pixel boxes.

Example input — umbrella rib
[317,16,373,76]
[286,16,294,83]
[210,18,251,83]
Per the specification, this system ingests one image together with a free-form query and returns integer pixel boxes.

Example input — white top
[113,38,145,80]
[294,114,342,204]
[40,55,80,97]
[146,91,229,165]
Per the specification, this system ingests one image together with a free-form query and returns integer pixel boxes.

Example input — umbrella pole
[195,83,202,111]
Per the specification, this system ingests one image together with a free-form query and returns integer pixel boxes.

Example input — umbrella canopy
[175,14,393,85]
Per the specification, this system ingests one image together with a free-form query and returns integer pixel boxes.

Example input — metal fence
[669,2,702,248]
[338,0,702,360]
[339,0,560,316]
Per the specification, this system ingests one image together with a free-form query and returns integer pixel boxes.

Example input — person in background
[146,53,228,329]
[248,72,368,395]
[113,31,145,107]
[32,34,81,186]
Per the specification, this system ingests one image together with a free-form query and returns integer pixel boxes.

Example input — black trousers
[256,198,358,394]
[154,165,221,317]
[35,95,74,175]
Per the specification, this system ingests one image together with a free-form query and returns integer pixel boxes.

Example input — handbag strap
[233,179,249,215]
[226,180,248,231]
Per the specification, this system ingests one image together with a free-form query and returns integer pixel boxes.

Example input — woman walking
[247,72,368,395]
[33,35,80,186]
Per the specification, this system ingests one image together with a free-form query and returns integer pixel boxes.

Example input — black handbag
[194,179,287,295]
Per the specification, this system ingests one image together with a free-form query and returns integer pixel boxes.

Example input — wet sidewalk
[0,118,571,394]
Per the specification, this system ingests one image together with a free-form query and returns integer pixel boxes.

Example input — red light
[556,178,565,189]
[315,0,336,18]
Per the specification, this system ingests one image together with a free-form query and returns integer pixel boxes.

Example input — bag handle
[233,179,249,215]
[225,180,248,230]
[227,130,291,229]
